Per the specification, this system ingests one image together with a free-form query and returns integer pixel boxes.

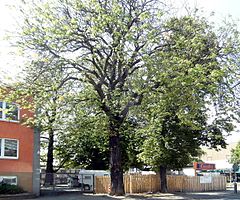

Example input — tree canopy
[136,15,237,192]
[2,0,239,195]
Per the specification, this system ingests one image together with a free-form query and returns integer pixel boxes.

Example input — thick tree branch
[120,93,143,119]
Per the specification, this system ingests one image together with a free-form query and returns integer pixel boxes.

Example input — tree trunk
[44,129,54,186]
[160,165,167,193]
[109,120,125,196]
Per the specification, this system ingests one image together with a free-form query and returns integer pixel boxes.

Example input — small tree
[230,142,240,165]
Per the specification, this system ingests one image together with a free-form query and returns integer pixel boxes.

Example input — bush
[0,183,25,194]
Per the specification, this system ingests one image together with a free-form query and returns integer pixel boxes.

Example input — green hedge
[0,183,25,194]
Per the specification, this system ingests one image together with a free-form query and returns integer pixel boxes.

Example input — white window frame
[0,176,17,185]
[0,138,19,159]
[0,101,20,122]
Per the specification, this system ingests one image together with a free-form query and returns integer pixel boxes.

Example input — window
[0,101,19,121]
[84,176,92,180]
[104,174,109,176]
[0,138,19,159]
[0,176,17,185]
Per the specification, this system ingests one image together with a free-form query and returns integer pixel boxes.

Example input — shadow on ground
[24,188,240,200]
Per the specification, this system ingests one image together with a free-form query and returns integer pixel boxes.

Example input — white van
[77,170,110,191]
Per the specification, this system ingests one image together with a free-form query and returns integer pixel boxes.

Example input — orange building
[0,101,40,195]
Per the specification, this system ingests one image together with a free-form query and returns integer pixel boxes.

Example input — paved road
[25,189,240,200]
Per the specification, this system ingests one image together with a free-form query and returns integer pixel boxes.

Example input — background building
[201,142,238,170]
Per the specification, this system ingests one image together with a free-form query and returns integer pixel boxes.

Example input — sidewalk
[21,188,240,200]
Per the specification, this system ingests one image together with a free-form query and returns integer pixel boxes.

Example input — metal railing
[40,172,94,193]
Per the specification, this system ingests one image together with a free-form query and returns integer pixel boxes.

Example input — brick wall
[0,172,33,192]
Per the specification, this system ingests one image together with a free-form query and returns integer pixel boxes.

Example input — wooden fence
[167,175,226,192]
[95,174,226,193]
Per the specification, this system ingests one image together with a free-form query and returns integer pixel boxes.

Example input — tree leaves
[3,0,239,184]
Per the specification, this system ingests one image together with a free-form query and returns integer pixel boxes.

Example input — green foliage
[0,184,25,194]
[120,117,145,171]
[230,142,240,165]
[15,1,166,183]
[16,0,163,120]
[138,15,237,171]
[57,104,144,170]
[4,1,239,194]
[138,108,204,170]
[56,101,109,169]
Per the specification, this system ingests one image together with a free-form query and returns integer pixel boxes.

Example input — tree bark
[44,129,54,186]
[160,165,168,193]
[109,119,125,196]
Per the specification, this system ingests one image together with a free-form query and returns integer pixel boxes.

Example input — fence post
[93,174,95,194]
[150,175,152,193]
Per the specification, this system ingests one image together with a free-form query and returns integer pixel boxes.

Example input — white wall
[206,160,232,169]
[182,168,195,176]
